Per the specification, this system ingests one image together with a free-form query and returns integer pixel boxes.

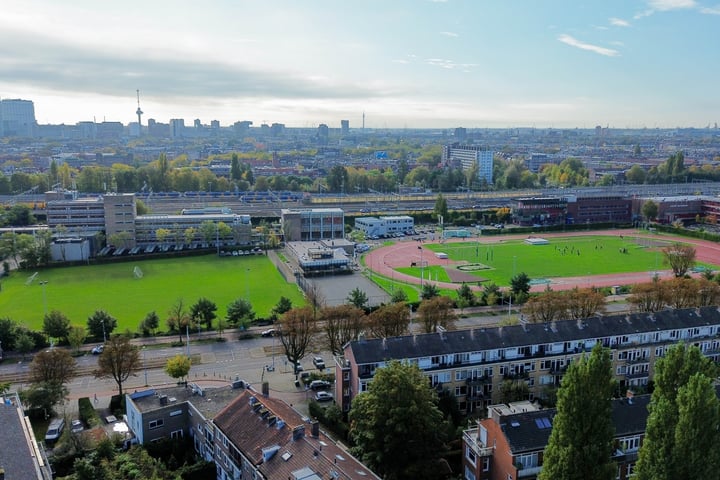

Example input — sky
[1,0,719,129]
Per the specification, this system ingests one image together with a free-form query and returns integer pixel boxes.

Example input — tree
[67,325,87,353]
[539,344,615,480]
[456,283,474,308]
[322,305,366,355]
[672,373,720,479]
[662,243,696,277]
[87,310,117,341]
[278,306,316,374]
[139,311,159,336]
[390,288,409,303]
[28,348,77,412]
[94,334,141,397]
[349,360,448,480]
[523,290,566,323]
[15,331,35,359]
[628,278,668,312]
[271,296,293,318]
[433,193,448,221]
[642,200,658,222]
[30,348,77,385]
[43,310,71,343]
[565,287,606,319]
[366,302,410,338]
[510,272,531,298]
[0,316,18,351]
[225,298,255,327]
[190,297,217,330]
[420,283,440,300]
[346,287,369,310]
[166,299,192,342]
[305,281,326,319]
[635,344,719,480]
[417,296,457,333]
[164,355,192,383]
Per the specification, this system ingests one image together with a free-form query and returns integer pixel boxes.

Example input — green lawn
[0,255,305,331]
[393,235,716,287]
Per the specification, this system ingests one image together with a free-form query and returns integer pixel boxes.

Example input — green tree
[139,311,159,336]
[456,283,474,307]
[510,272,531,297]
[635,343,719,480]
[390,288,409,303]
[420,283,440,300]
[67,325,87,353]
[433,193,448,221]
[271,296,293,318]
[366,302,411,338]
[539,343,615,480]
[349,360,447,480]
[166,299,192,342]
[625,164,646,184]
[164,354,192,382]
[190,297,217,330]
[226,298,255,327]
[641,200,658,222]
[87,310,117,341]
[0,316,18,351]
[15,331,35,359]
[346,287,369,310]
[43,310,71,343]
[94,334,140,397]
[27,348,77,412]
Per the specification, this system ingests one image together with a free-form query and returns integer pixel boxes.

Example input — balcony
[463,431,494,457]
[503,371,530,381]
[612,449,639,462]
[466,375,492,386]
[518,466,542,478]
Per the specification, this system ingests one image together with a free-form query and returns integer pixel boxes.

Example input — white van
[45,418,65,445]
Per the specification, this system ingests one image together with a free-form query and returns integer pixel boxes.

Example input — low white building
[355,215,414,237]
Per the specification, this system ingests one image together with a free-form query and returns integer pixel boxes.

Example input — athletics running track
[363,229,720,293]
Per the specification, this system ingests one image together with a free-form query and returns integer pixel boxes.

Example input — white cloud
[557,34,620,57]
[440,31,459,37]
[609,17,631,27]
[700,4,720,14]
[425,58,478,70]
[648,0,696,10]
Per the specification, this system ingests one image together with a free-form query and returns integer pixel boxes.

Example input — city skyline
[1,0,719,129]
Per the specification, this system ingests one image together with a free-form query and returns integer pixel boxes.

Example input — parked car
[45,418,65,445]
[261,328,278,337]
[294,363,304,374]
[310,380,331,391]
[312,356,326,370]
[91,345,104,355]
[315,391,333,402]
[70,419,84,433]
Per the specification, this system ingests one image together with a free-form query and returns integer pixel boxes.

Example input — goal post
[133,266,144,279]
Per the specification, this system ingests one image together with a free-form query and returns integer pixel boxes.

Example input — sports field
[0,255,305,331]
[393,235,714,286]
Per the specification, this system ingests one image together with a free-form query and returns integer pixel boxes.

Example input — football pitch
[394,235,715,287]
[0,255,305,331]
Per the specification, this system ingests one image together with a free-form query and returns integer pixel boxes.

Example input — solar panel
[535,418,545,429]
[542,417,552,428]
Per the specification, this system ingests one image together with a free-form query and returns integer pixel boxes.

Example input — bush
[78,397,101,427]
[109,394,125,416]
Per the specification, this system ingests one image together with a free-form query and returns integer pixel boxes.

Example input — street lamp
[418,246,423,287]
[143,346,148,386]
[101,318,106,343]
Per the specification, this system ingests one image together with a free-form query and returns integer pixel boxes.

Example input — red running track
[363,229,720,293]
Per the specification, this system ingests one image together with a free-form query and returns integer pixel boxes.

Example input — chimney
[311,420,320,438]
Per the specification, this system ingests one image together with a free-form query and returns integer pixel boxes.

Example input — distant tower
[362,112,365,130]
[136,89,143,127]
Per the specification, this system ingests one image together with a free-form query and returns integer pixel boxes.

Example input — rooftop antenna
[136,89,143,127]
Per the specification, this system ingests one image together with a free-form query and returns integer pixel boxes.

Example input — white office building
[442,144,493,185]
[0,98,36,137]
[355,215,414,237]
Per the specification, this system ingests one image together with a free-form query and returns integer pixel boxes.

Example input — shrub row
[78,396,102,427]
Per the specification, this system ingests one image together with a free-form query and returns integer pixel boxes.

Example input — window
[619,435,641,452]
[170,429,183,440]
[483,457,490,472]
[516,452,538,469]
[465,445,477,465]
[149,419,164,429]
[464,465,477,480]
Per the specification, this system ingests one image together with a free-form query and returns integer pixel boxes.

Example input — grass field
[0,255,305,331]
[394,235,716,287]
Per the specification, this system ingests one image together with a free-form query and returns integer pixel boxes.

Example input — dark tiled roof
[350,307,720,364]
[214,390,379,480]
[0,396,46,480]
[500,395,651,454]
